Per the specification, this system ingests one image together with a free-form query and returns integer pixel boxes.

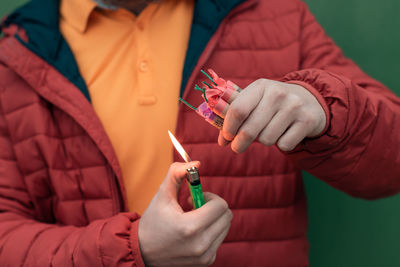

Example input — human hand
[138,162,233,267]
[218,79,326,152]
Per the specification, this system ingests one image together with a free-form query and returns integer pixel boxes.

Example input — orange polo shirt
[60,0,194,214]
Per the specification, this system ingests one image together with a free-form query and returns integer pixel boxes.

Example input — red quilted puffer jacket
[1,0,400,266]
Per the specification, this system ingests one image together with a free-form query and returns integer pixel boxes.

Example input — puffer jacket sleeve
[282,1,400,199]
[0,96,145,266]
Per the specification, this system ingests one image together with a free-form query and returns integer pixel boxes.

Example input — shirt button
[139,61,148,72]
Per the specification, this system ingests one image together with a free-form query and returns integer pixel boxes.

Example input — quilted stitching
[3,0,397,265]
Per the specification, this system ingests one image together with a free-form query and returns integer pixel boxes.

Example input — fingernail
[218,134,230,146]
[223,132,234,141]
[221,139,230,146]
[231,143,241,154]
[191,161,201,167]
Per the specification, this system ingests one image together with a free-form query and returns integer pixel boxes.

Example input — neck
[95,0,150,15]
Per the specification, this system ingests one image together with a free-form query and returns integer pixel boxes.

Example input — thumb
[161,161,201,200]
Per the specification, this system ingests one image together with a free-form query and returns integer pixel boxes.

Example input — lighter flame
[168,130,192,163]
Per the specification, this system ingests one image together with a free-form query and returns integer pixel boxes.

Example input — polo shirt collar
[59,0,97,33]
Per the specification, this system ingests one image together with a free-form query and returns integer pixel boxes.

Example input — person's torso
[60,0,194,214]
[0,0,309,265]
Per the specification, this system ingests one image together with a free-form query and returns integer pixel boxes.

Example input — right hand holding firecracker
[218,79,326,153]
[138,162,233,267]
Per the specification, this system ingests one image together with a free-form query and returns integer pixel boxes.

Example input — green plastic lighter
[186,167,205,209]
[168,130,205,209]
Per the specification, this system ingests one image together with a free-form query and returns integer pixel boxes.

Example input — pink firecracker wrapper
[221,86,236,102]
[208,69,241,94]
[196,102,224,130]
[203,69,241,114]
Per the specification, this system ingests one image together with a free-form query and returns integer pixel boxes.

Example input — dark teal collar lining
[181,0,245,96]
[2,0,246,101]
[3,0,91,100]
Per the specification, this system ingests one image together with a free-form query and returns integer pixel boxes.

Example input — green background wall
[303,1,400,266]
[1,1,399,266]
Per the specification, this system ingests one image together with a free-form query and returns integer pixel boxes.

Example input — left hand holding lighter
[138,162,233,267]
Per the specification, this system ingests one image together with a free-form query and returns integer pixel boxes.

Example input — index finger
[223,80,265,141]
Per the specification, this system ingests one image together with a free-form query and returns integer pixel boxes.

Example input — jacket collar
[2,0,91,100]
[1,0,251,100]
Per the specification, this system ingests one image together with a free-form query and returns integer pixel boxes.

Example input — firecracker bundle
[179,69,242,129]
